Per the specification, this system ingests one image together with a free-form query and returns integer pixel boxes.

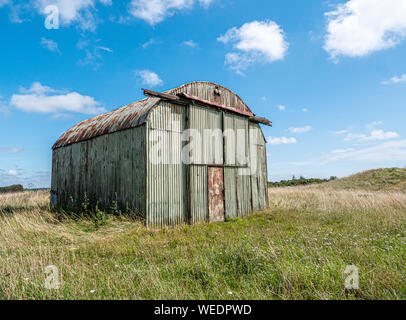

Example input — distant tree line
[0,184,24,194]
[268,176,337,188]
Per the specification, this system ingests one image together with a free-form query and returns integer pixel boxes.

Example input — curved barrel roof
[52,82,257,150]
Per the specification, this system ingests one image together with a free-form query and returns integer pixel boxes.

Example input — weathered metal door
[208,167,225,222]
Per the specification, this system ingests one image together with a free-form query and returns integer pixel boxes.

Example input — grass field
[0,169,405,300]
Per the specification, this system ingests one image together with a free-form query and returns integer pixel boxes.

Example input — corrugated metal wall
[146,101,187,227]
[144,102,267,227]
[249,123,268,211]
[190,165,208,224]
[224,113,249,166]
[51,126,147,216]
[189,105,223,165]
[224,167,237,219]
[224,113,254,217]
[237,171,252,216]
[52,93,269,227]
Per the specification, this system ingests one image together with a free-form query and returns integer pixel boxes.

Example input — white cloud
[360,130,399,141]
[218,20,289,74]
[32,0,112,31]
[288,126,312,134]
[331,148,355,154]
[275,140,406,171]
[3,1,28,23]
[10,82,105,115]
[76,39,112,69]
[0,148,23,153]
[324,0,406,60]
[97,46,113,53]
[142,38,160,48]
[0,1,112,30]
[382,74,406,85]
[333,129,348,135]
[50,113,75,120]
[267,136,297,145]
[326,140,406,163]
[366,121,383,129]
[182,40,197,48]
[343,133,362,141]
[277,105,285,111]
[0,168,51,188]
[135,70,163,87]
[198,0,213,8]
[78,50,103,69]
[40,37,61,54]
[129,0,214,26]
[8,170,18,176]
[19,82,59,95]
[302,108,308,113]
[344,130,399,142]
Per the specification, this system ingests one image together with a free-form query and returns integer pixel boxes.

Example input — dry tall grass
[269,186,406,217]
[0,188,405,300]
[0,191,139,299]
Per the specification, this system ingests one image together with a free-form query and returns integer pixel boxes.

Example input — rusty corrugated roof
[52,97,160,150]
[166,81,252,114]
[52,82,263,150]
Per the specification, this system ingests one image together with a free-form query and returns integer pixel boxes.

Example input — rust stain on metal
[214,85,222,105]
[166,81,251,114]
[143,87,254,118]
[177,92,254,117]
[208,167,225,222]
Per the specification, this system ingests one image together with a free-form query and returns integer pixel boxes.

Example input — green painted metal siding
[258,145,268,209]
[190,165,208,224]
[249,123,268,211]
[52,93,269,228]
[237,170,252,216]
[224,167,237,219]
[224,113,254,217]
[146,101,187,227]
[224,113,249,166]
[189,105,223,165]
[51,126,147,216]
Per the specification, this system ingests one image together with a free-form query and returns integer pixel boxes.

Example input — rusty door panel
[208,167,225,222]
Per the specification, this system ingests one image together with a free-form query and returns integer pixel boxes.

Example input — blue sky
[0,0,406,187]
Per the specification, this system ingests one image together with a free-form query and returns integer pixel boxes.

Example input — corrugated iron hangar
[51,82,271,227]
